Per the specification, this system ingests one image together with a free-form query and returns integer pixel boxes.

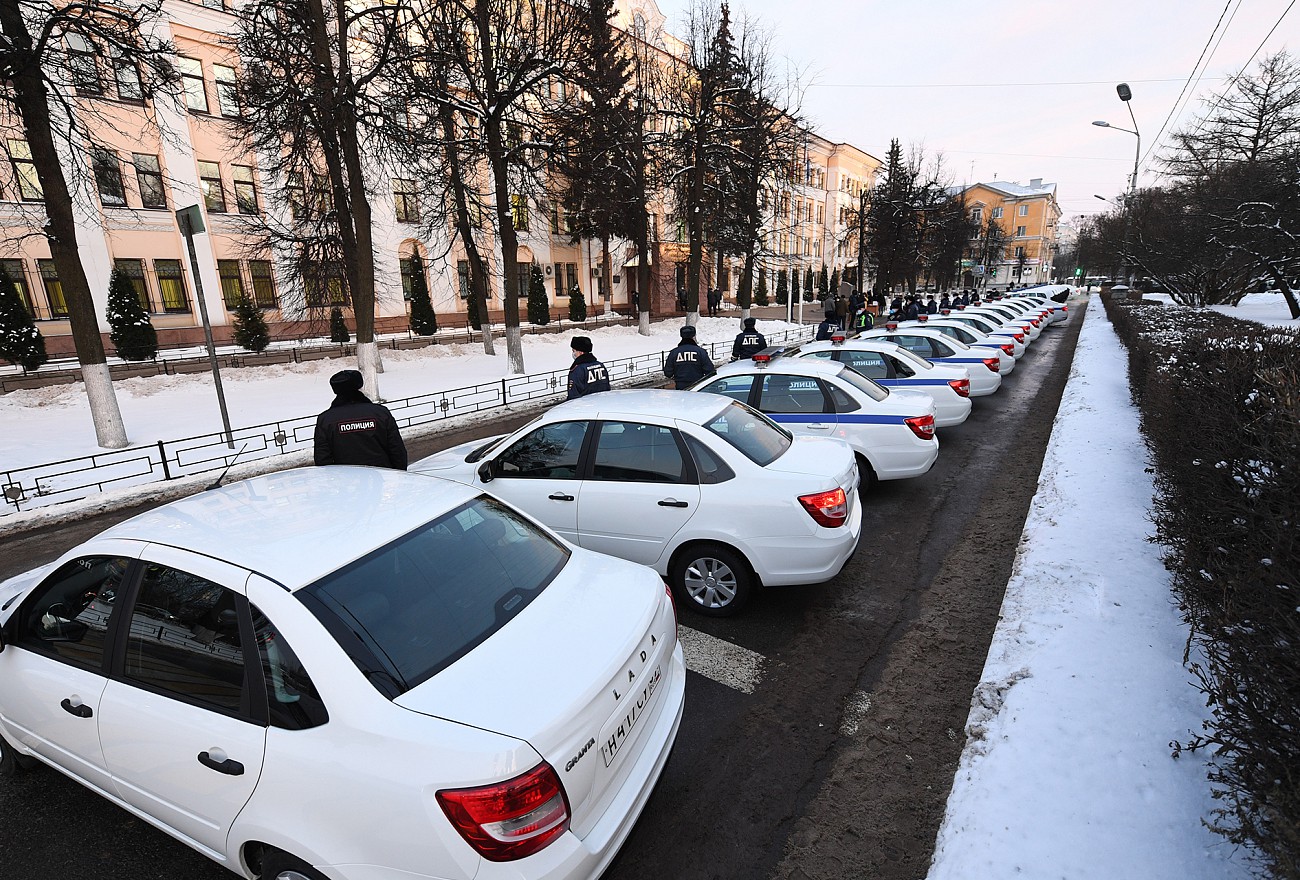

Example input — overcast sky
[649,0,1297,226]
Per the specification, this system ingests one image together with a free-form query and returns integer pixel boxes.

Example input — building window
[132,154,166,209]
[516,264,530,299]
[178,57,209,113]
[1018,204,1028,217]
[1014,246,1025,258]
[154,259,190,312]
[66,33,103,96]
[111,49,144,102]
[1016,225,1027,237]
[113,259,151,311]
[7,140,43,201]
[38,259,69,318]
[399,257,414,300]
[249,260,277,308]
[200,0,228,8]
[92,149,126,207]
[305,262,347,307]
[218,260,245,308]
[457,260,471,298]
[213,64,240,117]
[0,259,34,316]
[971,207,982,223]
[392,178,418,223]
[510,195,528,232]
[991,207,1003,219]
[232,165,258,215]
[197,160,226,213]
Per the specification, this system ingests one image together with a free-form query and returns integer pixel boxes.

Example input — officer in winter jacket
[314,369,408,470]
[566,336,611,399]
[664,325,716,389]
[731,317,767,360]
[815,317,839,340]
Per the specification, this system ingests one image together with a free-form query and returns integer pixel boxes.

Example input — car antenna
[205,443,250,491]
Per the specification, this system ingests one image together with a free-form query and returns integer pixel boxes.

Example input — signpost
[176,204,234,449]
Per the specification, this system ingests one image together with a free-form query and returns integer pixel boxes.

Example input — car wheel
[0,732,35,777]
[670,544,753,617]
[856,454,878,496]
[261,851,328,880]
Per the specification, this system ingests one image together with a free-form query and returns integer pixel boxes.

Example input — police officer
[313,369,408,470]
[566,336,611,399]
[664,325,716,389]
[815,315,839,340]
[731,317,767,360]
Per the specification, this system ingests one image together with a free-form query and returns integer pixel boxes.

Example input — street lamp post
[1092,83,1141,285]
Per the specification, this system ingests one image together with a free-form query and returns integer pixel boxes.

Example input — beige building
[958,179,1062,289]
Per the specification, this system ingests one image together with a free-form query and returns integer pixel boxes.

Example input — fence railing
[1,326,813,516]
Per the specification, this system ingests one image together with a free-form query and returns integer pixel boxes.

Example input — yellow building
[958,179,1062,289]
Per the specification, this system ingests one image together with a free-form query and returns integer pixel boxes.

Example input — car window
[757,374,829,414]
[885,334,933,358]
[591,421,690,484]
[300,497,569,696]
[18,555,130,671]
[884,354,916,377]
[683,434,735,484]
[702,401,791,467]
[251,606,329,730]
[495,421,588,479]
[838,349,889,379]
[696,374,755,404]
[958,315,998,333]
[890,347,934,372]
[833,366,890,402]
[123,563,247,715]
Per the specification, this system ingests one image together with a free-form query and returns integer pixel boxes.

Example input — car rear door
[753,372,840,436]
[97,545,266,859]
[576,420,700,567]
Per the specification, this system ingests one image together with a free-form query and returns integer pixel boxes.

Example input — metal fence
[1,327,812,516]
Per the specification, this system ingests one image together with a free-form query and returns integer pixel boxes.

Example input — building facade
[958,179,1062,289]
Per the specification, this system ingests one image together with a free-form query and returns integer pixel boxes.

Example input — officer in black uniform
[664,325,716,389]
[815,316,839,340]
[566,336,611,399]
[731,317,767,361]
[313,369,408,470]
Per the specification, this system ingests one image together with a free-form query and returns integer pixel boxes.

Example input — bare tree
[233,0,408,399]
[0,0,178,447]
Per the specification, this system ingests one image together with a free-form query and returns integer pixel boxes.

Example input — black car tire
[261,850,329,880]
[0,731,35,777]
[670,544,753,617]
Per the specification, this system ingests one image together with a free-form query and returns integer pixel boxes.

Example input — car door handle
[548,492,575,502]
[807,423,832,430]
[658,499,689,508]
[60,698,92,719]
[198,750,245,776]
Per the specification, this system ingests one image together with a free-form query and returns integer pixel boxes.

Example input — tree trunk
[601,236,612,316]
[0,0,126,448]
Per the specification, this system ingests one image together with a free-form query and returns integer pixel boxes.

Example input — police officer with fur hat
[313,369,408,469]
[566,336,611,399]
[731,317,767,361]
[664,325,716,389]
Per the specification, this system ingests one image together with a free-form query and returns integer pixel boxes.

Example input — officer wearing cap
[313,369,408,469]
[566,336,611,399]
[731,317,767,361]
[664,325,716,389]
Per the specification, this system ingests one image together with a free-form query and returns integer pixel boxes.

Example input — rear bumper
[747,496,862,587]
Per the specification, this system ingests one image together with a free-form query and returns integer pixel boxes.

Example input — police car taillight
[904,414,936,440]
[948,378,970,398]
[1012,333,1025,343]
[798,488,848,528]
[1001,344,1015,355]
[983,357,1000,372]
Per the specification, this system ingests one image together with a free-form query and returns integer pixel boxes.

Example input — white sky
[649,0,1298,226]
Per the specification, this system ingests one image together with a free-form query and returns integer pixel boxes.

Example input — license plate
[600,665,662,768]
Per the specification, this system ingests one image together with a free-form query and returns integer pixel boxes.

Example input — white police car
[936,311,1029,357]
[898,317,1016,375]
[689,353,939,486]
[414,390,861,617]
[792,336,979,424]
[962,304,1041,342]
[0,467,685,880]
[856,325,1009,394]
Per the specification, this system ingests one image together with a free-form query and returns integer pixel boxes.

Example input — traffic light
[1074,267,1084,277]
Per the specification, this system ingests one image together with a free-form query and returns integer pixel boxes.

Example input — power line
[810,77,1224,89]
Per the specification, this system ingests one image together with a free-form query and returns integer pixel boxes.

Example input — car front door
[97,545,266,859]
[576,421,701,566]
[479,420,591,543]
[0,544,141,795]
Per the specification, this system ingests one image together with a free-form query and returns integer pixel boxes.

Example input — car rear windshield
[703,401,791,466]
[298,497,569,697]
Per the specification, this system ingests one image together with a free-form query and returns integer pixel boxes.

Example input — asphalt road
[0,300,1085,880]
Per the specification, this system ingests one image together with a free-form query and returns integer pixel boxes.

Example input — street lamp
[1092,83,1141,284]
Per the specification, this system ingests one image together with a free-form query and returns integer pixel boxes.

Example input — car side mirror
[477,460,494,484]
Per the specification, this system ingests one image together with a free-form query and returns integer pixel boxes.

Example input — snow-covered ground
[5,290,1295,876]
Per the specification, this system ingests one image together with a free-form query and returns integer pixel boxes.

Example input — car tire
[670,544,753,617]
[261,851,328,880]
[0,732,35,777]
[856,454,878,496]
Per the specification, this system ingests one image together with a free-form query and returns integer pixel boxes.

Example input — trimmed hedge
[1105,293,1300,878]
